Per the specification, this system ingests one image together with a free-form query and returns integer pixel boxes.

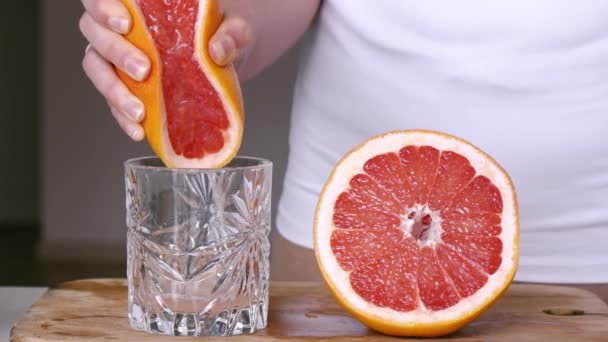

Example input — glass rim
[124,156,272,172]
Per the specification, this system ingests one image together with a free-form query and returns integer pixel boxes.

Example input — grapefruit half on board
[313,130,519,337]
[117,0,243,168]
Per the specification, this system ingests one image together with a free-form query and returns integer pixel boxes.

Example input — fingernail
[211,39,226,63]
[129,127,143,141]
[124,99,144,121]
[220,37,238,64]
[224,46,238,64]
[125,58,149,81]
[109,16,130,34]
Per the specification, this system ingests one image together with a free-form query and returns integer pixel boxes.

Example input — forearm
[224,0,322,81]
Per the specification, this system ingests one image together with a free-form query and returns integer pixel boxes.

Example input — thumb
[209,16,252,66]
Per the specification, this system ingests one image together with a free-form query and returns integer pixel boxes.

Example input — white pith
[156,0,242,168]
[314,131,518,324]
[400,204,443,247]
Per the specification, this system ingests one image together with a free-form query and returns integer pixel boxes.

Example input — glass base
[128,300,267,336]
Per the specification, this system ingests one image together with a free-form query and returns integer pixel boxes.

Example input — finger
[81,0,131,34]
[110,105,145,141]
[209,16,252,66]
[80,12,150,81]
[82,46,145,124]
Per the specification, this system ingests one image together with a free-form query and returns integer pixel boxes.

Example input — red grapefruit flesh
[138,0,227,158]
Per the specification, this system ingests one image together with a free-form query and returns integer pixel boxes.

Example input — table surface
[0,287,47,342]
[9,279,608,341]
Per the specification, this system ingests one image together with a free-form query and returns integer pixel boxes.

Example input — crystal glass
[125,156,272,336]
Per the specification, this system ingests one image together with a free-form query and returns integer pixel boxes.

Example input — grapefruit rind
[118,0,244,169]
[313,130,519,337]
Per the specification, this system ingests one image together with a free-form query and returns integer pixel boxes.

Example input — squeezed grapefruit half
[118,0,243,168]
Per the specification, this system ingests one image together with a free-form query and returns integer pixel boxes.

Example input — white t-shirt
[276,0,608,283]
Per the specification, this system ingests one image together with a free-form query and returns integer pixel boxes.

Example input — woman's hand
[79,0,253,140]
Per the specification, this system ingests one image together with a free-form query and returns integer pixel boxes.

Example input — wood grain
[10,279,608,341]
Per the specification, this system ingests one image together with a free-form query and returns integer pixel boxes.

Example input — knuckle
[231,16,248,30]
[233,17,250,35]
[225,14,243,25]
[110,106,122,121]
[81,55,88,71]
[241,24,252,43]
[118,50,133,71]
[226,16,251,45]
[106,80,123,100]
[224,34,237,49]
[106,39,128,65]
[114,114,129,133]
[90,0,109,21]
[78,13,89,34]
[82,51,93,72]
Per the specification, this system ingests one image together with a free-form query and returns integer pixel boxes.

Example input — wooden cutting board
[10,279,608,341]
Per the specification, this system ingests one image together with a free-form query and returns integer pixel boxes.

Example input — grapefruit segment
[350,238,420,312]
[428,151,476,210]
[330,229,404,271]
[333,173,403,231]
[333,192,401,230]
[417,247,460,311]
[398,146,440,204]
[436,244,488,298]
[363,153,415,208]
[442,233,503,275]
[117,0,244,168]
[442,212,502,236]
[347,174,403,214]
[314,130,519,337]
[442,176,503,215]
